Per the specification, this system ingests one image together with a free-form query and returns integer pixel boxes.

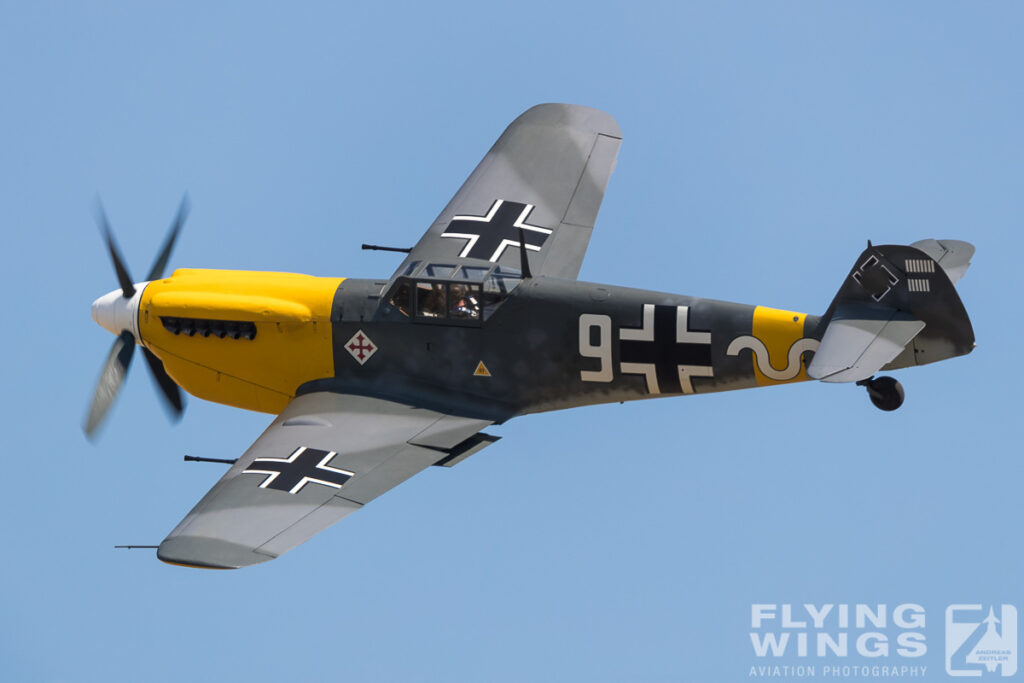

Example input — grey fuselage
[306,276,829,422]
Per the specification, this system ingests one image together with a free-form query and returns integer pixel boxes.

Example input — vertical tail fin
[808,241,975,382]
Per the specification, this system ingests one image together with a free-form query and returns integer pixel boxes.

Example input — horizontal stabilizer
[808,304,925,383]
[909,239,974,285]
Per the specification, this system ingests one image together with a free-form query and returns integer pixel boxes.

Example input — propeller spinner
[84,197,190,439]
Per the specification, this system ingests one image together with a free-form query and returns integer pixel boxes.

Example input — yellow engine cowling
[138,269,344,413]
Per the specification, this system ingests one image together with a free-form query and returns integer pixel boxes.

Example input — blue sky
[1,3,1021,681]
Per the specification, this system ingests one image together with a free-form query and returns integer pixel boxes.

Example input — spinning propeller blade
[147,195,189,281]
[84,197,189,439]
[84,331,135,439]
[96,203,136,298]
[143,347,184,418]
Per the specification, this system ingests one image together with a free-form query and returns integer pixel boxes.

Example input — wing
[394,103,621,280]
[158,392,494,569]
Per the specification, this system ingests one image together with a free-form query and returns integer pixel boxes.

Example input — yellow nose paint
[139,269,344,413]
[750,306,812,386]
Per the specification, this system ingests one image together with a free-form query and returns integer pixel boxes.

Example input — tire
[867,376,905,411]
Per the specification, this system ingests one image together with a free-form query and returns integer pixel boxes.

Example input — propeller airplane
[87,104,975,569]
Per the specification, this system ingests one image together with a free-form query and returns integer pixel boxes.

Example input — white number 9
[579,314,613,382]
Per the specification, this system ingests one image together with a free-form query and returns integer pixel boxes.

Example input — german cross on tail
[85,104,975,569]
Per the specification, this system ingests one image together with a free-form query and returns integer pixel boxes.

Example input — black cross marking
[441,199,552,262]
[243,447,354,495]
[620,304,712,394]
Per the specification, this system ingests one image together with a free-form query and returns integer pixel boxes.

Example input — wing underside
[158,392,492,569]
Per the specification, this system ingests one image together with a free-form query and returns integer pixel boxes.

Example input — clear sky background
[1,3,1021,681]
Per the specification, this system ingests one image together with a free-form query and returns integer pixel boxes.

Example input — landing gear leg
[856,376,905,411]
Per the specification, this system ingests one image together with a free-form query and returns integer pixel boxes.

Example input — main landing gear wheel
[856,376,905,411]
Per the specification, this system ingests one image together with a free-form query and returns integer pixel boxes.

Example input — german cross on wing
[440,199,552,262]
[243,446,354,495]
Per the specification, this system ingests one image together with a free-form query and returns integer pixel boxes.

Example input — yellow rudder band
[751,306,811,386]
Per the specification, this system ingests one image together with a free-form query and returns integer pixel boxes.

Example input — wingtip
[157,536,276,570]
[157,556,236,570]
[514,103,622,139]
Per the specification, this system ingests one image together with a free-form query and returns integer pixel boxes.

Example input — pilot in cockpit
[448,283,480,319]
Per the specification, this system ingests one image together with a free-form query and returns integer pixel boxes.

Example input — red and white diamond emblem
[345,330,378,365]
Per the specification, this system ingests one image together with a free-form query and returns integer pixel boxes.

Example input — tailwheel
[856,376,905,411]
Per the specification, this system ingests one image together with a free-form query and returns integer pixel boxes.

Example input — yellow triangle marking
[474,361,491,377]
